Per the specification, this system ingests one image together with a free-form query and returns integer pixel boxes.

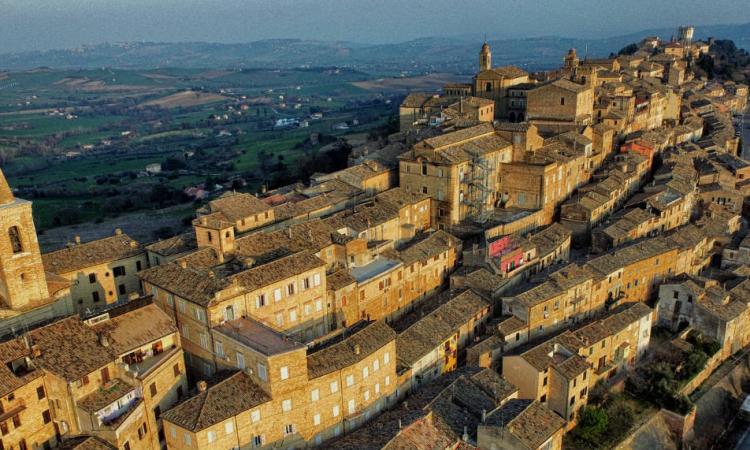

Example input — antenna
[584,44,589,60]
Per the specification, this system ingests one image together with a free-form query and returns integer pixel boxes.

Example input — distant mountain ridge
[1,23,748,74]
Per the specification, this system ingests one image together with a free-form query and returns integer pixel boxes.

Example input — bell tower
[480,41,492,72]
[0,168,49,310]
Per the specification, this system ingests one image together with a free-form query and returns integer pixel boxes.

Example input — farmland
[0,65,432,248]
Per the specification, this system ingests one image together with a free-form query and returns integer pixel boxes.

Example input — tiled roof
[231,251,325,293]
[506,401,566,449]
[145,232,197,257]
[27,316,117,382]
[397,290,489,366]
[162,371,270,432]
[397,230,461,266]
[43,234,143,275]
[90,303,177,356]
[307,320,396,379]
[78,378,135,413]
[208,191,271,222]
[139,263,229,306]
[57,436,116,450]
[0,338,43,398]
[375,187,429,209]
[326,269,357,291]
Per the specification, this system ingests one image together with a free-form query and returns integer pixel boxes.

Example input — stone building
[0,169,73,337]
[398,123,513,227]
[162,320,398,449]
[470,42,530,120]
[42,231,148,313]
[527,79,594,132]
[0,299,187,450]
[503,302,652,426]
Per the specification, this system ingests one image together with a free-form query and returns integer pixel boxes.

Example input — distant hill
[1,23,748,74]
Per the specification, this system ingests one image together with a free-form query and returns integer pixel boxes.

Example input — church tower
[564,48,579,70]
[480,42,492,72]
[0,168,49,310]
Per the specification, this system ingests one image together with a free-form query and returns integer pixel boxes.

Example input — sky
[0,0,749,53]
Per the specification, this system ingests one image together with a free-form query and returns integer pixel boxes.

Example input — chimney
[74,236,81,244]
[462,426,469,442]
[98,332,110,348]
[30,345,41,358]
[179,260,188,269]
[129,240,138,248]
[201,217,208,226]
[398,419,402,430]
[208,271,215,278]
[197,380,208,392]
[114,228,123,236]
[354,344,361,355]
[287,228,293,239]
[22,334,32,350]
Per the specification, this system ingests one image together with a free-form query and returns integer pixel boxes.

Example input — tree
[618,43,639,56]
[574,406,609,445]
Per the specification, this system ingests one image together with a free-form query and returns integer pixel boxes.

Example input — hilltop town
[0,26,749,450]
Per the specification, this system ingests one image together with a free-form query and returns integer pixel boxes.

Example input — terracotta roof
[90,303,177,356]
[139,262,229,307]
[0,168,14,205]
[397,290,489,366]
[162,371,271,432]
[480,66,528,79]
[78,378,135,413]
[27,316,117,382]
[231,251,325,292]
[375,187,429,209]
[43,234,143,275]
[208,191,271,222]
[0,338,43,398]
[145,232,197,257]
[505,401,565,449]
[397,230,461,266]
[57,436,116,450]
[234,219,336,264]
[307,320,396,379]
[327,269,357,291]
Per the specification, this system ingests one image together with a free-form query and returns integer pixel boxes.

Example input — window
[194,308,205,322]
[167,294,174,307]
[200,334,208,349]
[315,299,322,312]
[36,386,45,400]
[313,414,321,426]
[332,405,340,417]
[330,381,339,393]
[12,415,21,427]
[364,390,370,401]
[253,435,263,447]
[225,421,234,434]
[311,389,320,402]
[346,374,354,387]
[313,273,321,286]
[280,366,289,380]
[282,400,292,412]
[303,278,311,290]
[274,288,282,302]
[373,359,380,372]
[113,266,126,277]
[422,186,428,194]
[118,284,126,295]
[258,364,268,381]
[207,431,217,443]
[170,426,177,439]
[92,291,100,303]
[256,294,266,308]
[184,434,192,445]
[136,260,142,271]
[348,399,356,414]
[362,367,369,379]
[251,410,261,423]
[181,324,189,339]
[421,162,428,176]
[289,308,298,322]
[150,383,157,397]
[383,352,390,365]
[375,383,380,394]
[385,376,391,386]
[101,367,110,384]
[560,97,565,106]
[287,282,296,296]
[8,226,23,254]
[178,299,186,313]
[275,313,284,326]
[42,410,51,424]
[284,424,295,436]
[236,353,245,369]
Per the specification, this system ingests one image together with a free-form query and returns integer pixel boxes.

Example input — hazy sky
[1,0,749,52]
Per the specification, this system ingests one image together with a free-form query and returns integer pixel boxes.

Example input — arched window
[485,82,492,92]
[8,226,22,254]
